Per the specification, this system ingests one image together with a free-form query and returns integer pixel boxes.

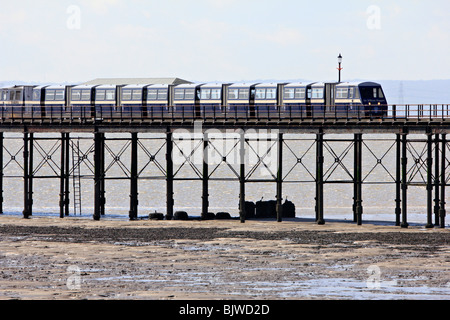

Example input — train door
[324,83,336,117]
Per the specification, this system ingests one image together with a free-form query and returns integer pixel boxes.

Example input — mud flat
[0,215,449,300]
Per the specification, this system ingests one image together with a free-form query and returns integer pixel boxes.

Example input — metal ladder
[71,139,82,215]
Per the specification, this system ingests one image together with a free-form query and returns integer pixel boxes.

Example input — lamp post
[337,54,343,83]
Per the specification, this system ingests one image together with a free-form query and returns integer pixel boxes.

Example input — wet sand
[0,215,449,300]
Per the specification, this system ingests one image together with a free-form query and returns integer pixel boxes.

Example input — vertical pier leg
[440,134,447,228]
[23,133,30,219]
[316,131,325,225]
[100,133,105,216]
[434,134,440,226]
[94,132,102,220]
[401,131,409,228]
[426,132,434,228]
[239,130,246,223]
[276,133,283,222]
[129,132,138,220]
[64,133,70,216]
[28,133,34,217]
[202,133,209,220]
[60,133,66,218]
[0,133,3,215]
[166,130,174,220]
[355,134,363,226]
[395,134,401,226]
[353,134,357,223]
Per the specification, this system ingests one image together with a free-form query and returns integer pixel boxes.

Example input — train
[0,81,388,120]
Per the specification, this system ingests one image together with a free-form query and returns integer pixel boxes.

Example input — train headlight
[378,102,381,105]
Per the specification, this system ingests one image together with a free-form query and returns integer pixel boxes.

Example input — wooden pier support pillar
[129,132,138,220]
[355,133,363,225]
[426,132,434,228]
[395,134,401,226]
[276,133,283,223]
[166,130,174,220]
[401,131,409,228]
[201,133,209,220]
[440,134,447,228]
[93,132,105,220]
[239,130,246,223]
[316,131,325,225]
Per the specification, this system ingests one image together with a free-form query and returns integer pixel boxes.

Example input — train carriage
[199,83,229,118]
[254,83,285,119]
[69,85,98,118]
[227,83,258,118]
[146,84,171,119]
[42,85,72,119]
[119,84,145,119]
[281,82,310,119]
[172,83,203,119]
[94,85,120,119]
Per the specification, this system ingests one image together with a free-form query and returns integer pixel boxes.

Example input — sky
[1,0,449,84]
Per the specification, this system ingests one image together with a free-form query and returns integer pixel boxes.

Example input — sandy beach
[0,215,449,300]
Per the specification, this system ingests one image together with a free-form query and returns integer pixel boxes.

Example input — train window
[157,89,168,100]
[307,89,312,99]
[211,89,221,100]
[336,88,348,99]
[378,88,384,98]
[184,89,195,100]
[295,88,305,99]
[284,88,294,99]
[55,90,64,101]
[201,89,211,100]
[96,90,105,101]
[122,89,132,100]
[311,88,323,99]
[81,90,91,101]
[255,89,266,99]
[228,89,239,100]
[46,90,55,101]
[266,89,276,99]
[72,90,81,101]
[174,89,184,100]
[132,89,142,100]
[373,88,378,98]
[105,90,115,101]
[147,90,157,100]
[239,89,249,100]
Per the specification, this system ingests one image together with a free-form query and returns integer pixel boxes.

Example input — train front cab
[146,84,171,119]
[254,83,285,119]
[358,82,388,117]
[199,83,229,119]
[173,84,203,119]
[69,85,98,119]
[226,83,257,118]
[0,86,35,120]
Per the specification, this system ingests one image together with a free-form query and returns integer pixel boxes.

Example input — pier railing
[0,104,450,124]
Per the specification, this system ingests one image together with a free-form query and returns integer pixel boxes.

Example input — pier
[1,104,450,228]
